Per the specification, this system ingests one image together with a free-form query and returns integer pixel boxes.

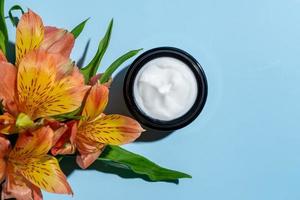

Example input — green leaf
[71,18,89,39]
[0,0,8,54]
[8,4,24,27]
[53,114,82,121]
[0,31,5,54]
[80,19,113,83]
[100,48,142,84]
[98,145,192,181]
[52,107,82,121]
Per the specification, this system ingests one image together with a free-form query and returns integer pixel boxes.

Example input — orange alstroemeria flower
[52,84,144,169]
[0,49,88,134]
[0,9,86,134]
[0,127,72,200]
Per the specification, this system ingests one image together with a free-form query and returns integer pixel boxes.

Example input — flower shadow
[7,41,16,64]
[76,39,90,68]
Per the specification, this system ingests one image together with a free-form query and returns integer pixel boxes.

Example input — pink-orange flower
[0,127,72,199]
[52,83,144,169]
[0,10,88,134]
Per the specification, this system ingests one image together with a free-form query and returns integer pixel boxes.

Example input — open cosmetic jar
[123,47,207,131]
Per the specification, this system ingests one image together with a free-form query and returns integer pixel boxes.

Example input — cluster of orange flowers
[0,10,143,199]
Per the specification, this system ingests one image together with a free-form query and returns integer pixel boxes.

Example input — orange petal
[0,113,16,134]
[44,119,74,150]
[1,170,42,200]
[0,135,11,155]
[69,66,90,92]
[18,155,73,195]
[53,143,76,155]
[17,50,89,120]
[76,149,103,169]
[53,126,68,142]
[0,61,17,112]
[10,127,54,158]
[40,26,74,58]
[77,114,144,145]
[0,49,7,62]
[75,136,105,169]
[8,127,73,195]
[0,136,10,182]
[31,183,43,200]
[51,121,77,156]
[0,160,5,183]
[15,9,44,65]
[81,83,109,122]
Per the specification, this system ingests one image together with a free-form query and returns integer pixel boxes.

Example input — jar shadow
[105,66,174,142]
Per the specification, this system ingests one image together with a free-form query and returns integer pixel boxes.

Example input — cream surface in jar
[133,57,198,121]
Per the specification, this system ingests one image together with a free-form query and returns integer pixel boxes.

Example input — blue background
[7,0,300,199]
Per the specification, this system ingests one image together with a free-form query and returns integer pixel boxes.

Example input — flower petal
[45,119,68,146]
[9,127,73,195]
[51,121,77,156]
[0,49,7,62]
[17,50,89,119]
[0,113,16,134]
[10,126,54,158]
[0,135,11,155]
[40,26,74,58]
[77,114,144,145]
[82,84,109,122]
[0,160,5,183]
[0,135,10,182]
[75,135,105,169]
[1,170,42,200]
[18,155,73,195]
[76,149,103,169]
[16,10,44,65]
[53,143,76,155]
[0,61,17,112]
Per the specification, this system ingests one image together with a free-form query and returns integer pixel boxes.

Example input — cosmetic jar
[123,47,207,131]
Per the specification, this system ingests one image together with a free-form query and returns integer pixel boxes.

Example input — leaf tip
[184,174,192,179]
[108,18,114,29]
[82,17,90,25]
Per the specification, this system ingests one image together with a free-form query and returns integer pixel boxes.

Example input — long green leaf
[98,145,192,181]
[8,4,24,27]
[0,31,5,54]
[80,19,113,83]
[71,18,89,39]
[0,0,8,54]
[100,49,142,84]
[52,107,82,121]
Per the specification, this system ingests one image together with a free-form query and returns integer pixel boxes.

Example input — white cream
[133,57,198,121]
